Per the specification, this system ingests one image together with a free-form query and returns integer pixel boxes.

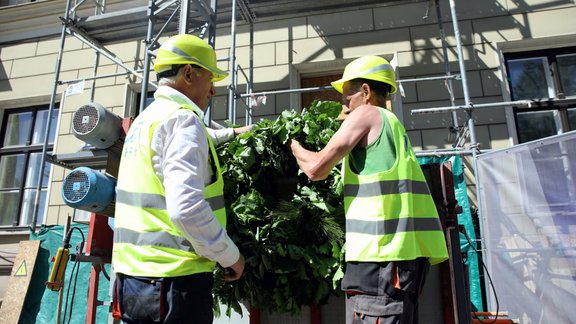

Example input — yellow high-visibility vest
[343,107,448,265]
[112,96,226,277]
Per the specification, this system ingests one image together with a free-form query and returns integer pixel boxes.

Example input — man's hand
[233,125,253,135]
[224,254,245,282]
[289,138,301,151]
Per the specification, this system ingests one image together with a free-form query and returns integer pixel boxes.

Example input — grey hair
[158,65,203,86]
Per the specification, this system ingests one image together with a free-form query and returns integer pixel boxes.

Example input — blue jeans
[115,272,213,324]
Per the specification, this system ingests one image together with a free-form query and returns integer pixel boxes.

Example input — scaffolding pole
[64,23,155,88]
[140,0,157,112]
[415,149,484,157]
[411,100,534,114]
[228,0,239,124]
[36,0,220,230]
[448,0,474,148]
[30,0,73,231]
[435,0,458,129]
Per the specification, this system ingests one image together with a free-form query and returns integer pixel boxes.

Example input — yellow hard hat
[331,56,397,94]
[154,34,228,82]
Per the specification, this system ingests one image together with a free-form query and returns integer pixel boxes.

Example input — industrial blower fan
[72,102,122,149]
[61,166,116,217]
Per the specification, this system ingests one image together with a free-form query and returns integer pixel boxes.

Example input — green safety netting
[22,224,111,324]
[418,155,483,312]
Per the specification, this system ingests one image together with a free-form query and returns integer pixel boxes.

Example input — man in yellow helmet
[290,55,448,324]
[112,34,245,323]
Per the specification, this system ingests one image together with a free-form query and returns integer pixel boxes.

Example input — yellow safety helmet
[154,34,228,82]
[331,55,397,94]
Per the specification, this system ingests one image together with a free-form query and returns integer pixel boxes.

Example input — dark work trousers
[343,258,430,324]
[115,272,214,324]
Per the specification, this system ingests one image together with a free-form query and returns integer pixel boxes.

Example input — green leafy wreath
[213,100,346,316]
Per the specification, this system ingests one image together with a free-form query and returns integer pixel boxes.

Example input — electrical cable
[62,257,79,324]
[461,229,500,324]
[101,262,111,281]
[67,253,82,324]
[0,255,14,264]
[61,226,86,324]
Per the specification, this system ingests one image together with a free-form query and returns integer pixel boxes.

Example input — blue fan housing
[62,167,116,215]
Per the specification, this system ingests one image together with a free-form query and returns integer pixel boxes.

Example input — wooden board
[0,240,41,324]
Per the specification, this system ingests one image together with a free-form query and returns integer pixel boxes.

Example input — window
[0,106,58,227]
[505,47,576,143]
[301,74,342,109]
[0,0,36,7]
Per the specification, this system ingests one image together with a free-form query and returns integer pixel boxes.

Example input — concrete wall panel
[36,37,84,56]
[469,8,576,46]
[216,17,308,48]
[398,45,477,77]
[488,123,512,149]
[0,60,12,81]
[0,72,73,101]
[410,20,474,50]
[10,54,57,78]
[507,0,576,14]
[341,28,411,59]
[421,128,454,150]
[235,43,276,69]
[54,133,84,154]
[0,42,37,60]
[374,2,437,30]
[307,9,374,38]
[438,0,511,21]
[77,64,119,88]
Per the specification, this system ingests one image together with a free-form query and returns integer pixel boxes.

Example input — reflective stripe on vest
[343,179,430,197]
[112,95,226,277]
[114,227,194,252]
[347,217,443,235]
[116,189,225,213]
[343,107,448,265]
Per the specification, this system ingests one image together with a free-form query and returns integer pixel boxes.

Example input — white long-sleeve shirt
[150,86,239,268]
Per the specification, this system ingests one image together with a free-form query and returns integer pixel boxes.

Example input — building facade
[1,0,575,320]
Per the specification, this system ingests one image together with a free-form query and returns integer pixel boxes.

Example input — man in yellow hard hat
[290,55,448,324]
[112,34,245,323]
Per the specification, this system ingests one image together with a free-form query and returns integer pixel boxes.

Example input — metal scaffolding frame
[32,0,218,229]
[30,0,500,237]
[27,0,539,321]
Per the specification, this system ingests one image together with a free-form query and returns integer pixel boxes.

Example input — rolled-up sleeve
[151,110,240,268]
[206,127,235,147]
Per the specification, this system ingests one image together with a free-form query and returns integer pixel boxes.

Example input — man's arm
[290,105,375,181]
[206,125,253,146]
[154,111,242,271]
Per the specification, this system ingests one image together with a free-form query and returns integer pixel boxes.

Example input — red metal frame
[84,117,132,323]
[85,213,113,324]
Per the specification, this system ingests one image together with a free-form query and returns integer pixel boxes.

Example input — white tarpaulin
[477,131,576,323]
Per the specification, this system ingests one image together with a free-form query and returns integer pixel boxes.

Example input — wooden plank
[0,240,41,324]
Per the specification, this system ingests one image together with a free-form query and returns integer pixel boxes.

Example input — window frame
[504,46,576,144]
[0,105,58,228]
[0,0,36,8]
